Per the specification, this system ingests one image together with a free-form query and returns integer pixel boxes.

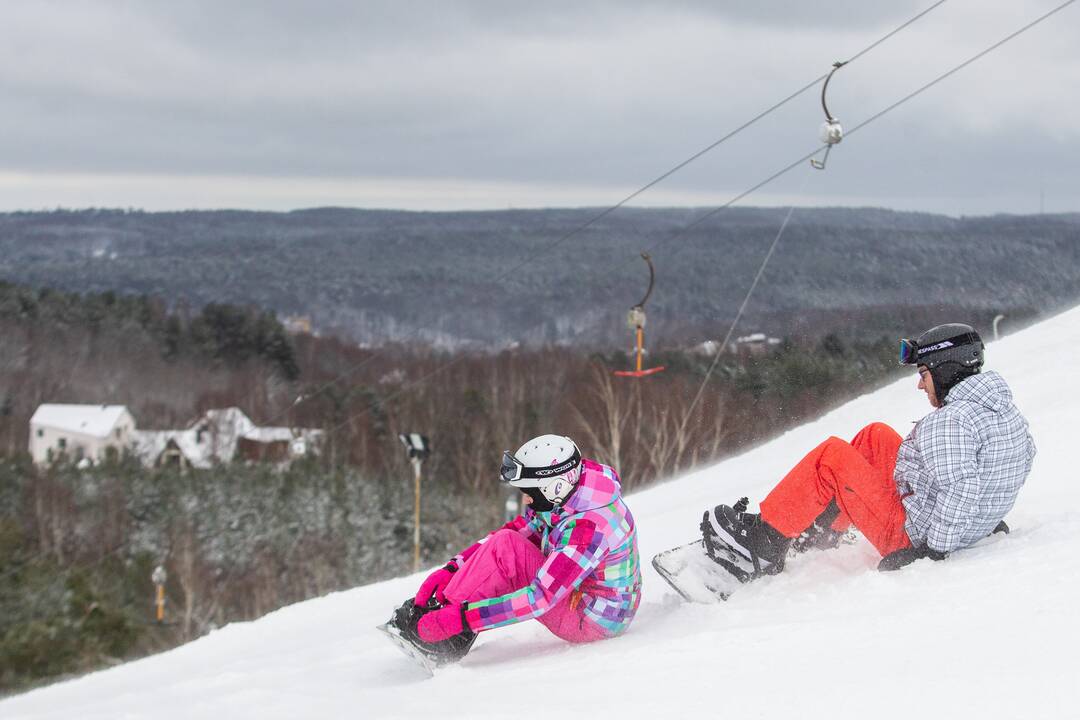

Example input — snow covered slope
[6,308,1079,720]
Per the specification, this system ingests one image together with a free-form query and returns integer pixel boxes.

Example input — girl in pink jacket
[388,434,641,666]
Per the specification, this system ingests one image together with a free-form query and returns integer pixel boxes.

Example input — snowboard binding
[789,499,858,556]
[381,597,477,668]
[700,497,790,580]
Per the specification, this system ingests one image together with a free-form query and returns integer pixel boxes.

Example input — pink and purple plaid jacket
[459,459,641,637]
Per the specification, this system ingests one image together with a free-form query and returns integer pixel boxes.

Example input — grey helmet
[912,323,984,369]
[899,322,984,400]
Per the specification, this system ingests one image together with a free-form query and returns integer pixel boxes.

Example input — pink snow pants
[442,529,607,643]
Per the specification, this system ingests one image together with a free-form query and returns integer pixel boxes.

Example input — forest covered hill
[1,207,1076,348]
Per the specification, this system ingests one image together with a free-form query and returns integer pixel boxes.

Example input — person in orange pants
[702,323,1035,575]
[760,422,909,558]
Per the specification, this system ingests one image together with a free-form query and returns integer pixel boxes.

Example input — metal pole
[151,565,167,624]
[993,314,1005,341]
[412,457,422,572]
[635,326,644,372]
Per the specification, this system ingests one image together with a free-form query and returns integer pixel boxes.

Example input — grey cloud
[0,0,1076,214]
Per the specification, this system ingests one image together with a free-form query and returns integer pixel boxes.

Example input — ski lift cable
[675,0,1077,428]
[308,0,1073,438]
[622,0,1078,274]
[249,3,950,430]
[257,348,386,430]
[323,354,473,436]
[681,184,805,427]
[845,0,1077,142]
[497,0,950,279]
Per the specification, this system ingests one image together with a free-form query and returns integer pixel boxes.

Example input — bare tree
[569,363,639,475]
[170,519,202,641]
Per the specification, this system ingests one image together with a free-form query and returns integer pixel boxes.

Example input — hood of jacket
[943,370,1011,412]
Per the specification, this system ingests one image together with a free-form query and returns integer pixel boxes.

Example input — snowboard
[654,520,1013,602]
[651,537,756,603]
[376,621,436,677]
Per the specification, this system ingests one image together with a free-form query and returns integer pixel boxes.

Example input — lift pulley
[614,252,665,378]
[810,61,847,170]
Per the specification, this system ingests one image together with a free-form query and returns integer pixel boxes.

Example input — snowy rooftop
[241,427,323,443]
[29,404,130,438]
[5,305,1078,719]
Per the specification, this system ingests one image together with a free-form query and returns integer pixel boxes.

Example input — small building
[29,404,136,465]
[132,430,205,470]
[731,333,782,358]
[189,407,257,464]
[689,340,722,356]
[281,314,314,335]
[134,407,254,469]
[237,427,323,464]
[134,407,321,469]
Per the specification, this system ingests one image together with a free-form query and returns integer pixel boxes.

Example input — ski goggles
[898,337,919,365]
[898,331,981,366]
[499,449,581,488]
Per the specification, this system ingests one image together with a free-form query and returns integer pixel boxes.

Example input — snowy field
[4,306,1078,720]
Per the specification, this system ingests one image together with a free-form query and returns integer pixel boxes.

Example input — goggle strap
[916,332,981,359]
[900,332,981,365]
[516,449,581,480]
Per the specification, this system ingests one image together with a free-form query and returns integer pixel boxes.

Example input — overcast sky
[1,0,1077,215]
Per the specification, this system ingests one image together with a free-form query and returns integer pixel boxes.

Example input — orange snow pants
[759,422,912,557]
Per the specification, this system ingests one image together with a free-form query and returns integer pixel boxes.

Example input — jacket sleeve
[920,411,982,553]
[453,510,543,566]
[463,517,607,632]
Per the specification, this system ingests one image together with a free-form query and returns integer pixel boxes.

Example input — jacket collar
[943,370,1011,411]
[534,459,621,524]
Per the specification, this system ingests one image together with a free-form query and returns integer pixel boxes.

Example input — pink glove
[414,561,458,606]
[417,603,469,643]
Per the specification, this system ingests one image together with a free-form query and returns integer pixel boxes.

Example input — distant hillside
[1,207,1077,348]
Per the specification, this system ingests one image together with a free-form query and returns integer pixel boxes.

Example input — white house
[236,425,324,464]
[134,407,255,470]
[133,407,321,469]
[731,332,783,357]
[29,404,136,465]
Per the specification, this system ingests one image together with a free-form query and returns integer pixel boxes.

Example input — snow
[6,307,1080,719]
[28,404,128,438]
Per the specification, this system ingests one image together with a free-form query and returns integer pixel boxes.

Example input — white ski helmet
[500,434,583,508]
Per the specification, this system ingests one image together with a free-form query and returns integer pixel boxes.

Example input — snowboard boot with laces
[701,497,792,577]
[387,597,477,666]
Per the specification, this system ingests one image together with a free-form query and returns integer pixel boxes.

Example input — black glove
[877,544,946,572]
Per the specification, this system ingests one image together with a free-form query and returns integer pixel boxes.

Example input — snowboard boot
[701,497,791,577]
[388,597,477,666]
[790,500,857,555]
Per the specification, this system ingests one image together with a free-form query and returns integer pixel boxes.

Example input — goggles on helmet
[500,451,524,484]
[898,331,981,366]
[898,337,919,365]
[499,449,582,489]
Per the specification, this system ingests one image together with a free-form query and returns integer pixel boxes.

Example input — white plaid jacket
[895,371,1035,553]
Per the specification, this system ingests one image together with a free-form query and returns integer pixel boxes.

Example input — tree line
[1,207,1074,349]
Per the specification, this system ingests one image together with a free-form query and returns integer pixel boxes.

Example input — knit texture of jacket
[895,371,1036,553]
